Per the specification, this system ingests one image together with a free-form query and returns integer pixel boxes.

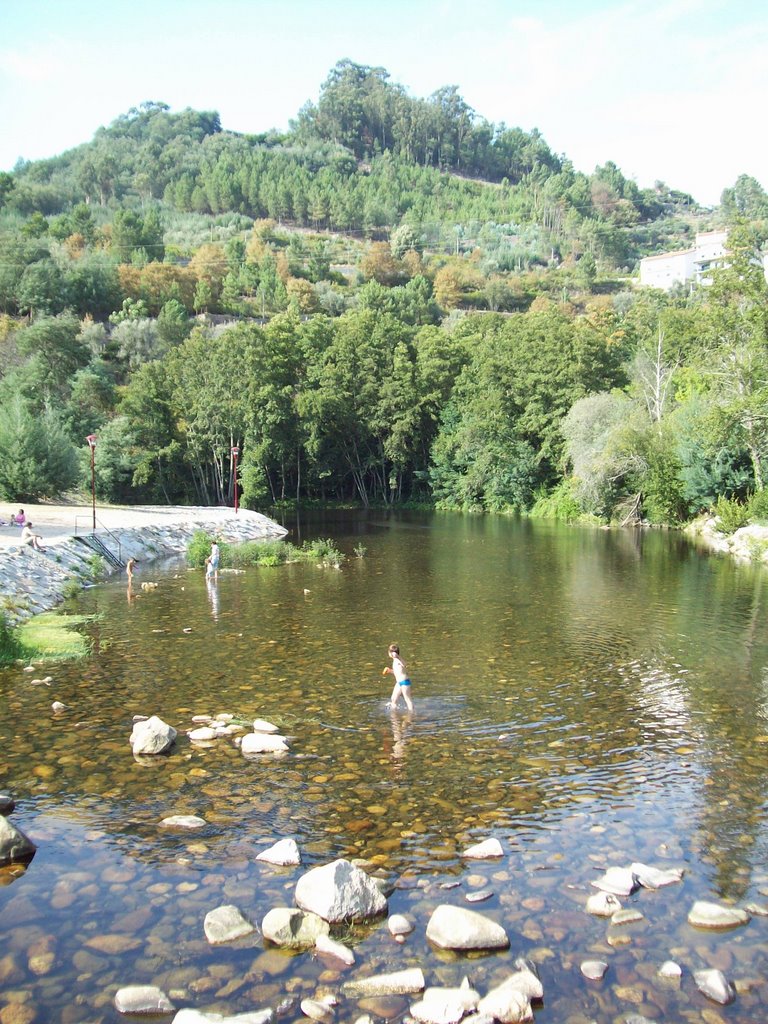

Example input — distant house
[639,230,728,291]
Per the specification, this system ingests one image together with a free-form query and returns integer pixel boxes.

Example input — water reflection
[3,511,768,1021]
[206,575,220,621]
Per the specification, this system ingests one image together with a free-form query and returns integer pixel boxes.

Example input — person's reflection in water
[389,709,412,771]
[126,581,136,604]
[206,576,220,621]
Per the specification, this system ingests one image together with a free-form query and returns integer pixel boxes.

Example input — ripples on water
[2,511,768,1021]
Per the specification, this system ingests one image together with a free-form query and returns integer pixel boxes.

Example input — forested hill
[0,59,713,253]
[1,60,768,533]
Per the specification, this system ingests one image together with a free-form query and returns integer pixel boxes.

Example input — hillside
[0,61,767,534]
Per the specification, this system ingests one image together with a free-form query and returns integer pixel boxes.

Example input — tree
[0,394,79,500]
[157,299,192,347]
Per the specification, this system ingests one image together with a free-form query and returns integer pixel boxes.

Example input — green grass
[15,613,93,662]
[187,530,347,569]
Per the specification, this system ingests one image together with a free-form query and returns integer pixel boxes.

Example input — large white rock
[342,968,425,997]
[204,905,256,944]
[295,858,388,922]
[130,715,177,755]
[0,815,36,865]
[257,838,301,866]
[462,838,503,859]
[477,985,532,1023]
[114,985,175,1014]
[694,968,736,1004]
[687,901,750,929]
[630,862,684,889]
[241,733,289,754]
[590,866,638,896]
[410,987,479,1024]
[262,907,329,946]
[426,905,509,950]
[494,961,543,1002]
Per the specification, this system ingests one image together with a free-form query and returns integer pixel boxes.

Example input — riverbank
[685,515,768,564]
[0,503,287,625]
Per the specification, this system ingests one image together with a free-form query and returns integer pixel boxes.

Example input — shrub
[747,488,768,524]
[0,611,23,666]
[530,481,582,522]
[712,495,750,534]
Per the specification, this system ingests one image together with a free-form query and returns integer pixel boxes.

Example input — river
[2,510,768,1022]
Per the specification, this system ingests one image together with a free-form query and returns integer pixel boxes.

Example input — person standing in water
[383,643,414,710]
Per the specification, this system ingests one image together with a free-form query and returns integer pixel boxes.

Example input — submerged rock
[114,984,174,1014]
[580,960,608,980]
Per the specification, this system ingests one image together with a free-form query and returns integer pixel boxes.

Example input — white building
[639,230,728,291]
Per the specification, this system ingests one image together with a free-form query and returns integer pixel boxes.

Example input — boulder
[130,715,177,755]
[426,904,509,950]
[0,794,15,816]
[204,904,257,944]
[262,907,329,947]
[0,815,36,866]
[295,858,388,922]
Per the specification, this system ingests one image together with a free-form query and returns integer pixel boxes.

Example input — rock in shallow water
[426,904,509,950]
[687,900,750,929]
[204,904,257,944]
[113,984,175,1014]
[694,968,736,1005]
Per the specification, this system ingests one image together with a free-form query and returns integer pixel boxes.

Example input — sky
[1,0,766,207]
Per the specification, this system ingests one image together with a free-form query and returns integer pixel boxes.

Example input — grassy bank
[0,611,92,667]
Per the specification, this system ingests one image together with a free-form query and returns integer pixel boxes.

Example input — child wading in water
[383,643,414,710]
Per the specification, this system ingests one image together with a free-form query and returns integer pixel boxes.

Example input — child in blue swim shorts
[383,643,414,710]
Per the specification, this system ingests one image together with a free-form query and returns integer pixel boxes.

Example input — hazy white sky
[1,0,766,206]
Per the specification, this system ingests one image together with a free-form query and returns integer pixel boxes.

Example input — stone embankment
[0,507,287,624]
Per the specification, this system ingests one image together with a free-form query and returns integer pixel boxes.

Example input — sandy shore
[0,502,254,552]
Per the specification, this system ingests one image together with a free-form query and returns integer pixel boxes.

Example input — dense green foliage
[1,63,767,526]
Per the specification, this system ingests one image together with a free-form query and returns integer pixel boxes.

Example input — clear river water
[2,509,768,1023]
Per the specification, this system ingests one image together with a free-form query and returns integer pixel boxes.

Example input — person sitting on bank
[13,508,26,527]
[20,522,46,552]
